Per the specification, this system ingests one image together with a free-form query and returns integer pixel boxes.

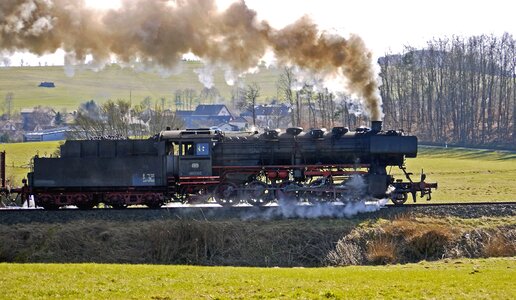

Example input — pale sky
[8,0,516,66]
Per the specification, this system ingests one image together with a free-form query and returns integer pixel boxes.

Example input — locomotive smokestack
[371,121,382,133]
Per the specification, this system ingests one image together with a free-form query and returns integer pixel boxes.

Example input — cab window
[180,142,195,156]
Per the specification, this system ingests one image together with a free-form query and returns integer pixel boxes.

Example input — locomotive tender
[27,121,437,209]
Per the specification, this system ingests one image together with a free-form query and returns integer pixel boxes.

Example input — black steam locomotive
[26,121,436,209]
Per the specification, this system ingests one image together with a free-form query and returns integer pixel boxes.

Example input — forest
[377,33,515,149]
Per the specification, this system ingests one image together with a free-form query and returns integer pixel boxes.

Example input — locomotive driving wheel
[304,179,333,204]
[245,181,270,206]
[36,194,60,210]
[214,182,238,207]
[391,192,408,205]
[276,182,302,204]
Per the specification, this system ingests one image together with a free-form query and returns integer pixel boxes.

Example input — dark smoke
[0,0,383,120]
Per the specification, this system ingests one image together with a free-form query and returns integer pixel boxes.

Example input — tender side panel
[33,156,164,187]
[60,140,162,158]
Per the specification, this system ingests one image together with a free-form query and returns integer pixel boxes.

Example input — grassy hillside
[1,142,515,202]
[0,258,514,299]
[0,63,281,112]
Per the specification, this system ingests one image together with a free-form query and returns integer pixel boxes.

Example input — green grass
[0,258,514,299]
[391,146,516,202]
[0,63,281,112]
[0,141,61,185]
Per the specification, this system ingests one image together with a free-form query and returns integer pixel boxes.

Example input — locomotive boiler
[26,121,437,209]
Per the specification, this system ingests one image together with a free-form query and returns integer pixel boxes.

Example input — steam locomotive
[25,121,437,209]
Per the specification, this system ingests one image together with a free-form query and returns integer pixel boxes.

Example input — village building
[23,127,71,142]
[177,104,234,129]
[240,102,291,129]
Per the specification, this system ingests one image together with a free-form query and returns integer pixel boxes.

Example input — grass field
[392,146,516,202]
[1,142,515,202]
[0,258,514,299]
[0,64,281,112]
[0,141,61,186]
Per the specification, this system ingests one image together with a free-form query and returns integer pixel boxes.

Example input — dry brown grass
[326,241,363,266]
[365,237,397,265]
[0,219,352,267]
[482,233,516,258]
[381,214,456,261]
[2,215,514,267]
[327,215,515,266]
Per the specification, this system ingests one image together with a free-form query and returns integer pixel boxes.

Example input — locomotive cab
[177,140,213,177]
[160,129,221,178]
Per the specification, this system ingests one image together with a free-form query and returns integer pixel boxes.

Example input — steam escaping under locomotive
[24,121,437,209]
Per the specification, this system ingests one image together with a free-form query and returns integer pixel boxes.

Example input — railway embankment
[1,203,514,266]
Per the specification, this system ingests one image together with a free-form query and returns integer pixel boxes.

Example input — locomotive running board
[177,176,220,185]
[213,164,370,169]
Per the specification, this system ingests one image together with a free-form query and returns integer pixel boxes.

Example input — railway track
[386,201,516,207]
[0,201,514,224]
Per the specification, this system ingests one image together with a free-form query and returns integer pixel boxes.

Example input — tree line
[72,99,183,139]
[273,33,515,149]
[379,33,515,148]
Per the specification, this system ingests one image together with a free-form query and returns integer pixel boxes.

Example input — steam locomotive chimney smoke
[0,0,383,120]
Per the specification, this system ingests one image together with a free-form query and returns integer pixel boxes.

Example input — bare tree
[230,85,246,112]
[277,67,296,126]
[238,82,261,126]
[4,92,13,118]
[378,33,515,149]
[200,87,220,103]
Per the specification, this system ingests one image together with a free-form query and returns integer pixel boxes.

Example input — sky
[8,0,516,66]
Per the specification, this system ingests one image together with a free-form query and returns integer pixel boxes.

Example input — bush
[366,237,397,265]
[406,228,453,261]
[482,233,516,258]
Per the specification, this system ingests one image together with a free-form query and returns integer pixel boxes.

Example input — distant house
[20,107,55,131]
[23,127,71,142]
[241,102,291,129]
[228,116,249,130]
[0,121,17,132]
[176,110,194,119]
[217,123,240,132]
[20,108,36,131]
[38,82,55,88]
[177,104,234,128]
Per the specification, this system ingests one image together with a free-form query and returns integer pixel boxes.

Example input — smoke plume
[0,0,383,120]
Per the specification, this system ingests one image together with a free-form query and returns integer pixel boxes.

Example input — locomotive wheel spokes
[215,182,238,207]
[36,194,60,210]
[246,181,270,206]
[75,193,96,210]
[304,177,335,204]
[391,192,408,205]
[276,182,302,204]
[144,194,163,209]
[105,194,126,209]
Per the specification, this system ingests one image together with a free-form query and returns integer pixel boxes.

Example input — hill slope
[0,63,281,112]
